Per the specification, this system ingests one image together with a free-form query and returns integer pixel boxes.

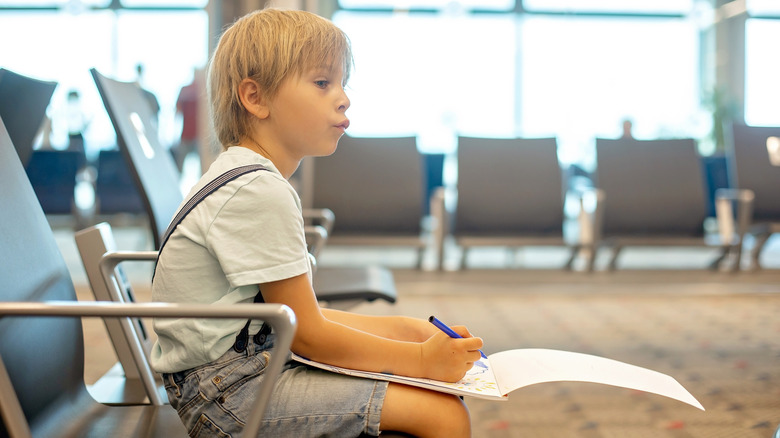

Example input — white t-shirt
[150,147,310,373]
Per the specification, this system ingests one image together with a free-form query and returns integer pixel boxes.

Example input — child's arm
[320,308,439,342]
[261,273,482,382]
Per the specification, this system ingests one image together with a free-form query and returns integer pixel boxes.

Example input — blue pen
[429,315,487,359]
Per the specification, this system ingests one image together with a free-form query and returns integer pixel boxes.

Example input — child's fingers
[463,336,484,353]
[450,325,473,338]
[448,326,484,355]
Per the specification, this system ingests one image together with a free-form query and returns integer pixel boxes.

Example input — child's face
[265,64,350,159]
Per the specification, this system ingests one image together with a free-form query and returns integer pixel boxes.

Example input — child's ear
[238,78,270,119]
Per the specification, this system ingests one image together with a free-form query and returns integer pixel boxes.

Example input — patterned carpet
[349,269,780,438]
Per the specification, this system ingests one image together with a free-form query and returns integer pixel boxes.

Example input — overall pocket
[201,350,272,425]
[189,413,231,438]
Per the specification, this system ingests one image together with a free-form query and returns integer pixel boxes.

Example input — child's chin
[318,142,339,157]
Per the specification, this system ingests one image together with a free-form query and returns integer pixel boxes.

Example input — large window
[335,9,703,168]
[0,0,109,6]
[339,0,513,12]
[744,18,780,127]
[3,1,777,166]
[0,2,207,160]
[334,11,516,153]
[522,0,693,15]
[518,15,702,167]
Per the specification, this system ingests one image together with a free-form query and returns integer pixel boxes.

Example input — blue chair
[95,149,146,215]
[24,149,81,215]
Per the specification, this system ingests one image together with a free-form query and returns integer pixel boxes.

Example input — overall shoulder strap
[153,163,271,352]
[155,164,268,271]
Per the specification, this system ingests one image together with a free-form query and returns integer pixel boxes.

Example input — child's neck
[239,137,298,179]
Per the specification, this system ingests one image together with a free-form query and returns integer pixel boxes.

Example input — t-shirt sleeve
[205,175,310,288]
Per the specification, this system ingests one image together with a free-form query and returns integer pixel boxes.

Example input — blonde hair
[208,8,353,148]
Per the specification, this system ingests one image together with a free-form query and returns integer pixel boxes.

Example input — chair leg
[607,245,622,271]
[563,245,580,271]
[708,245,731,271]
[731,240,744,272]
[749,232,771,271]
[584,245,597,272]
[459,246,468,270]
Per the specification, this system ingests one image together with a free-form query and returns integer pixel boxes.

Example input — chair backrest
[728,123,780,221]
[595,138,706,236]
[0,116,86,435]
[74,223,154,379]
[95,149,146,214]
[455,137,564,236]
[0,69,57,167]
[310,135,425,236]
[91,68,182,249]
[24,149,81,214]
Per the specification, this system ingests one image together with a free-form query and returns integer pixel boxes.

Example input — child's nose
[338,90,350,112]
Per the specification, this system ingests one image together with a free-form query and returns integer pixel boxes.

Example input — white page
[489,349,704,410]
[291,353,506,399]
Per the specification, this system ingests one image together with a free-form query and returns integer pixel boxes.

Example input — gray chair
[0,69,79,217]
[592,138,732,270]
[309,135,429,268]
[0,115,296,438]
[0,68,57,167]
[723,123,780,270]
[74,222,161,405]
[448,136,580,270]
[91,68,181,250]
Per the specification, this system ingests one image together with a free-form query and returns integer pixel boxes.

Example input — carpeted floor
[353,270,780,438]
[64,227,780,438]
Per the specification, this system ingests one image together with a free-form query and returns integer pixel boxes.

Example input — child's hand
[420,326,483,382]
[408,316,442,342]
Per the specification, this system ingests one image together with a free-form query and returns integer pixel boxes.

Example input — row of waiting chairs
[0,68,145,218]
[24,148,145,216]
[306,131,779,272]
[1,65,776,436]
[3,66,777,273]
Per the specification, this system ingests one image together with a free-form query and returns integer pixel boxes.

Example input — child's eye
[314,80,329,88]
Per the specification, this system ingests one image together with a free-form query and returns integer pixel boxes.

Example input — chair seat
[56,405,185,438]
[87,363,166,406]
[31,386,186,438]
[314,266,397,304]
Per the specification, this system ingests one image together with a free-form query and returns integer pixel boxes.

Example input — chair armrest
[101,250,158,262]
[97,251,171,405]
[0,301,296,437]
[715,188,755,245]
[303,208,335,236]
[98,251,157,302]
[305,225,329,259]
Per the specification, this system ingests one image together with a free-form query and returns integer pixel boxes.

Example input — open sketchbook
[292,349,704,410]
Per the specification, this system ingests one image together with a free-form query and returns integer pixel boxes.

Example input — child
[150,8,483,438]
